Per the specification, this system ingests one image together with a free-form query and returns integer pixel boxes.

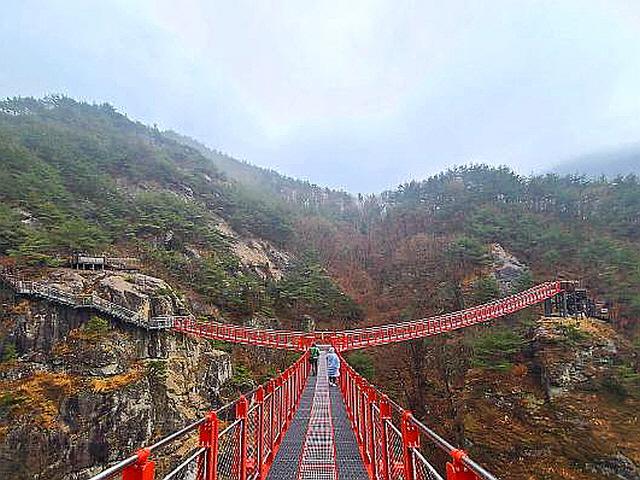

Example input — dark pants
[310,357,318,375]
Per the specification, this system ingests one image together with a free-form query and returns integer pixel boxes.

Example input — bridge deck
[267,353,368,480]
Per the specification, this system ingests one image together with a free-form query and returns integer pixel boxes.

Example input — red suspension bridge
[172,282,563,351]
[4,277,567,480]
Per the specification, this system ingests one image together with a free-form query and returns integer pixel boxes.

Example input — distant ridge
[163,130,358,219]
[552,143,640,178]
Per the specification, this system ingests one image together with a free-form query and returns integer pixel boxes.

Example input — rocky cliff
[464,316,640,479]
[0,278,232,479]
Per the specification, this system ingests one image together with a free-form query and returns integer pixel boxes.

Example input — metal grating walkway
[267,352,368,480]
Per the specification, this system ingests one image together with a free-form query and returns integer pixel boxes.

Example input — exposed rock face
[214,217,291,280]
[0,286,232,480]
[534,316,618,400]
[464,315,640,479]
[43,269,190,319]
[491,243,527,294]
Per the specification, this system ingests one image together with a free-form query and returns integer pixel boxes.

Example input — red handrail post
[199,411,219,480]
[378,395,392,480]
[236,395,249,480]
[446,449,478,480]
[255,386,266,480]
[122,448,155,480]
[400,411,419,480]
[366,386,378,479]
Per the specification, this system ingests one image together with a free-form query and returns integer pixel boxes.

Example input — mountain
[552,144,640,178]
[296,165,640,478]
[1,97,639,479]
[0,96,361,326]
[163,130,359,220]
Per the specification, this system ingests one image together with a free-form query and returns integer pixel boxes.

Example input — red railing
[172,317,313,351]
[175,282,563,352]
[331,281,562,351]
[340,356,499,480]
[88,352,310,480]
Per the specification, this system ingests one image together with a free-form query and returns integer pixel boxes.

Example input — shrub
[557,323,589,345]
[83,316,110,335]
[472,275,500,304]
[602,364,640,399]
[346,352,375,381]
[469,328,525,371]
[146,360,168,380]
[1,342,17,363]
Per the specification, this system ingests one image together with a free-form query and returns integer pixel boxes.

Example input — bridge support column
[400,412,419,480]
[236,395,248,480]
[199,412,219,480]
[123,448,154,480]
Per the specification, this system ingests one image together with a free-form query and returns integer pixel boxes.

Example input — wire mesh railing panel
[386,421,406,480]
[274,387,283,444]
[161,447,206,480]
[262,394,273,461]
[246,406,260,480]
[217,421,241,480]
[371,405,385,480]
[412,449,444,480]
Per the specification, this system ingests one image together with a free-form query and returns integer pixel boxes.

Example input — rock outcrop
[0,284,232,480]
[491,243,528,294]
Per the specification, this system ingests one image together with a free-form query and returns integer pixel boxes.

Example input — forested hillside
[0,96,360,327]
[296,166,640,478]
[164,130,359,220]
[1,96,638,479]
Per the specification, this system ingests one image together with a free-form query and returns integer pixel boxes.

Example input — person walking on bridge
[309,343,320,375]
[326,346,340,386]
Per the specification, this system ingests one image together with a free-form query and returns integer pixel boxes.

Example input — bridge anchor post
[199,411,219,480]
[236,395,248,480]
[122,448,154,480]
[446,449,478,480]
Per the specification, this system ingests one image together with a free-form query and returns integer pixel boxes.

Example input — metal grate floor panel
[267,352,368,480]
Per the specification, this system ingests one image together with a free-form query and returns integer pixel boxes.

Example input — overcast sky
[2,1,640,192]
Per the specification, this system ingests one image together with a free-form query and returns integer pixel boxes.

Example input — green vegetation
[146,360,168,381]
[0,392,24,418]
[381,165,640,322]
[208,339,233,353]
[557,323,590,345]
[275,256,363,328]
[83,316,110,335]
[225,363,255,391]
[0,96,290,259]
[346,351,375,381]
[472,275,500,304]
[1,342,17,363]
[0,96,361,327]
[469,328,526,371]
[602,363,640,399]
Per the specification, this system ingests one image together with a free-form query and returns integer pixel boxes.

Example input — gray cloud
[2,0,639,192]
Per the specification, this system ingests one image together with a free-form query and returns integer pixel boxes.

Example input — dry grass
[0,372,77,429]
[91,364,143,393]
